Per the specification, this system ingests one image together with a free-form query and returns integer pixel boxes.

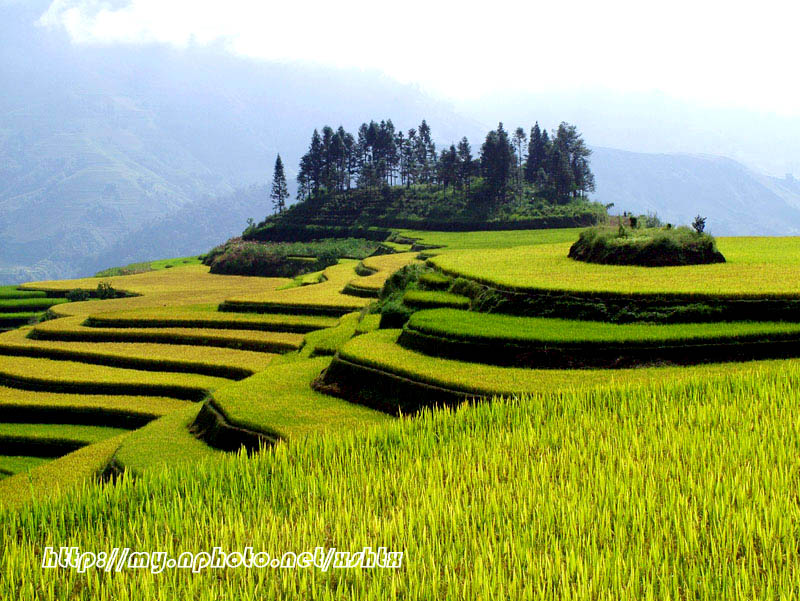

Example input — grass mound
[400,309,800,367]
[203,238,386,277]
[569,226,726,266]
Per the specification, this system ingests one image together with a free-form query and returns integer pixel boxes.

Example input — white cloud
[38,0,800,115]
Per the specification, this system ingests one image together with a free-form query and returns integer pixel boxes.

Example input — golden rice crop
[211,356,389,439]
[338,329,800,396]
[431,237,800,297]
[0,432,128,509]
[85,306,338,332]
[30,316,304,352]
[0,326,277,377]
[0,385,187,417]
[27,264,291,318]
[351,252,419,292]
[224,260,372,311]
[0,423,128,444]
[112,404,220,473]
[4,369,800,599]
[0,355,227,398]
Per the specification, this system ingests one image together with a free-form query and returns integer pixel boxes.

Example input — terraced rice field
[430,237,800,297]
[0,286,69,331]
[6,232,800,599]
[0,254,411,507]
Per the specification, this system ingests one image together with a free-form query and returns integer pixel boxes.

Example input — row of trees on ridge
[271,119,595,212]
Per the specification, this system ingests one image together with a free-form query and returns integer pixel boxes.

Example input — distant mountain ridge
[0,4,482,284]
[590,148,800,236]
[3,3,800,284]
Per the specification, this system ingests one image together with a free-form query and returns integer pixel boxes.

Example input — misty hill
[3,3,800,284]
[590,148,800,236]
[0,3,481,284]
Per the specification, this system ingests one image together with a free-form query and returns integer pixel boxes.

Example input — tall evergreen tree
[456,137,473,194]
[513,127,527,194]
[525,122,547,184]
[480,123,516,201]
[270,154,289,214]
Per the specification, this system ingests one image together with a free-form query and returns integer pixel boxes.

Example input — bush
[568,226,726,267]
[204,238,385,277]
[66,289,90,302]
[96,282,117,300]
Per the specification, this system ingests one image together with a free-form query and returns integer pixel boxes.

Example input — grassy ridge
[0,433,128,509]
[0,286,46,300]
[431,237,800,298]
[94,256,202,277]
[335,329,800,399]
[0,327,277,379]
[84,307,337,332]
[112,405,220,473]
[0,456,48,478]
[298,313,361,358]
[0,386,187,422]
[406,309,800,345]
[0,312,40,329]
[0,423,128,445]
[0,423,129,458]
[211,357,391,440]
[5,371,800,598]
[402,290,470,310]
[0,355,227,401]
[399,309,800,367]
[0,298,68,312]
[30,316,304,353]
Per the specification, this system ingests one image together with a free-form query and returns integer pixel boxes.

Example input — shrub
[96,282,117,300]
[568,226,726,267]
[66,289,90,302]
[692,215,707,234]
[204,238,385,277]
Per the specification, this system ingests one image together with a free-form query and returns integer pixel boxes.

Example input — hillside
[0,3,483,284]
[4,3,800,285]
[4,230,800,597]
[591,148,800,235]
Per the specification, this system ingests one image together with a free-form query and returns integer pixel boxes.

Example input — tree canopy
[292,118,594,206]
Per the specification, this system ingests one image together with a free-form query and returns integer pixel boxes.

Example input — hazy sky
[39,0,800,115]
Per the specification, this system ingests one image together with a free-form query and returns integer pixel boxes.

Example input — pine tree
[525,122,547,184]
[270,154,289,214]
[513,127,527,196]
[456,137,473,195]
[480,123,516,201]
